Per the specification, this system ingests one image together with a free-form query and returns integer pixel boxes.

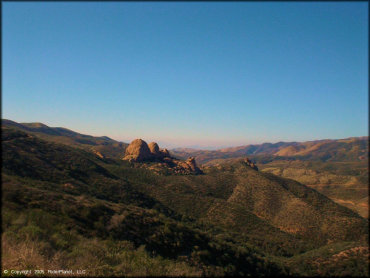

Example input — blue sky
[2,2,368,148]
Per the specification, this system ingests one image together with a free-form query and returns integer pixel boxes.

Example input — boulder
[123,139,153,162]
[148,142,160,155]
[160,148,170,157]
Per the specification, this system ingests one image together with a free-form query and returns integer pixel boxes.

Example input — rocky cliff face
[123,139,202,175]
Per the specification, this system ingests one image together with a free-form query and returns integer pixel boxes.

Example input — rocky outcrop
[148,142,171,159]
[148,142,160,155]
[173,157,202,174]
[123,139,153,162]
[243,158,258,171]
[123,139,202,175]
[91,148,105,159]
[185,157,201,173]
[161,148,170,157]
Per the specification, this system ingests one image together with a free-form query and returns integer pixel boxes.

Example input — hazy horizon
[3,2,368,147]
[3,118,368,150]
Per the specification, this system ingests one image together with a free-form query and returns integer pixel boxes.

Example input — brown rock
[93,150,105,159]
[123,139,153,162]
[185,157,202,173]
[123,140,203,175]
[148,142,160,155]
[243,158,258,171]
[160,148,170,157]
[185,157,196,170]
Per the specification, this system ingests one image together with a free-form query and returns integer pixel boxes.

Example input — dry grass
[2,233,63,271]
[1,233,202,277]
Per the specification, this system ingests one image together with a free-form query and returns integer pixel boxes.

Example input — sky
[2,2,368,149]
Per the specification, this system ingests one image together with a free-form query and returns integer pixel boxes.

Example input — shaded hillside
[2,119,128,159]
[2,125,368,276]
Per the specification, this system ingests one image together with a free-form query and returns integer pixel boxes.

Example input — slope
[2,119,128,159]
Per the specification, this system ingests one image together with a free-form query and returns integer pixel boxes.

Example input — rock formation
[173,157,202,174]
[148,142,160,155]
[123,139,153,162]
[161,148,170,157]
[243,158,258,171]
[185,157,201,172]
[123,139,202,175]
[92,149,105,159]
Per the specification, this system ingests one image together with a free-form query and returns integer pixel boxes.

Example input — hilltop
[2,119,128,159]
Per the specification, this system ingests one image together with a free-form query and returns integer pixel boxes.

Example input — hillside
[258,160,369,218]
[172,138,369,218]
[2,119,128,159]
[2,124,369,276]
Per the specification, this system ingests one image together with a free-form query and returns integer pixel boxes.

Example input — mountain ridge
[2,119,128,159]
[172,137,368,165]
[3,119,367,164]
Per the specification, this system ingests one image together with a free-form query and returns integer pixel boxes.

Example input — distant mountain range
[3,119,368,165]
[172,136,368,165]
